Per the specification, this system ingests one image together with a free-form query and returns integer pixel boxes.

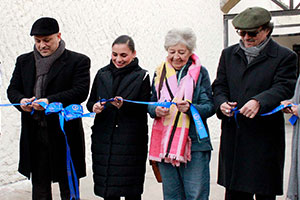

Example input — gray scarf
[287,77,300,200]
[33,40,65,98]
[239,36,271,64]
[32,40,65,128]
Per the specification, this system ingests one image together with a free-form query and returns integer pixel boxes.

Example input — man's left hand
[239,99,260,118]
[33,98,49,111]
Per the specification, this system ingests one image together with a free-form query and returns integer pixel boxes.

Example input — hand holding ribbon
[291,105,299,117]
[176,100,190,113]
[20,97,35,112]
[280,101,299,125]
[93,101,106,114]
[220,101,237,117]
[155,106,170,117]
[281,100,294,113]
[33,98,49,111]
[111,96,123,109]
[239,99,260,119]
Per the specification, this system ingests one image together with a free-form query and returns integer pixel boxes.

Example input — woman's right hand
[93,102,106,114]
[155,106,170,117]
[281,100,293,114]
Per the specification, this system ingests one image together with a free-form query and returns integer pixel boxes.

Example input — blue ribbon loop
[36,102,94,200]
[230,107,240,128]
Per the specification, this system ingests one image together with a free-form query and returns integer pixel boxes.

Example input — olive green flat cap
[232,7,271,31]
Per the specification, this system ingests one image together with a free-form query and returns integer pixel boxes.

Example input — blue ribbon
[260,104,292,116]
[99,98,208,139]
[190,104,208,139]
[1,97,209,196]
[99,98,176,109]
[123,99,176,108]
[260,104,299,125]
[230,107,240,128]
[0,102,31,106]
[231,104,299,126]
[35,102,95,200]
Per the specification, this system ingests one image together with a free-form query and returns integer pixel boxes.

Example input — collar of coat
[234,38,278,58]
[22,50,68,97]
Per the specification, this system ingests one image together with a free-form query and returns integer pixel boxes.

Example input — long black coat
[7,49,90,181]
[86,61,150,198]
[212,39,297,195]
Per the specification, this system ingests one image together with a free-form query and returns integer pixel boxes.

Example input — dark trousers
[31,127,72,200]
[225,189,276,200]
[32,177,70,200]
[104,195,141,200]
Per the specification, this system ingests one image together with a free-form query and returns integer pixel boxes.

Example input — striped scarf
[149,54,201,166]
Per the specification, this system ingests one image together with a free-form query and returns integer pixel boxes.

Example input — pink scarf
[149,54,201,166]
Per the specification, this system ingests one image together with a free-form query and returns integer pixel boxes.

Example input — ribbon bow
[39,102,94,200]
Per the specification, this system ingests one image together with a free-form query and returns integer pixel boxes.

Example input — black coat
[7,49,90,181]
[86,60,150,198]
[212,39,297,195]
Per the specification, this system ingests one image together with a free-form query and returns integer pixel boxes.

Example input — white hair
[164,28,197,52]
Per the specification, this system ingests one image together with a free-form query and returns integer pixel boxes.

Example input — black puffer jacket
[87,58,150,198]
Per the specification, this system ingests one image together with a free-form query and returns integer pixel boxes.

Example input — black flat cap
[30,17,59,36]
[232,7,271,31]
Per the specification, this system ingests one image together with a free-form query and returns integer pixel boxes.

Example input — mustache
[245,38,255,42]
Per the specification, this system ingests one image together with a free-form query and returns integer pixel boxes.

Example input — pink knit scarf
[149,54,201,166]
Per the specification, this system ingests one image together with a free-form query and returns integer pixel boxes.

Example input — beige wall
[0,0,223,185]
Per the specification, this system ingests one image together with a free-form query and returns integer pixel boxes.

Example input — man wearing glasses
[212,7,297,200]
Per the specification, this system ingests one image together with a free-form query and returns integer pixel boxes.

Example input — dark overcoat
[212,39,297,195]
[86,61,150,198]
[7,49,90,181]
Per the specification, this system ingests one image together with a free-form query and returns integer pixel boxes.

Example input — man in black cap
[7,17,90,199]
[212,7,297,200]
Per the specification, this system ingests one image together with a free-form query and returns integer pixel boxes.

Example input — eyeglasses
[236,29,263,37]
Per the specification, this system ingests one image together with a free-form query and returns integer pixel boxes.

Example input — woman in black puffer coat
[87,35,150,200]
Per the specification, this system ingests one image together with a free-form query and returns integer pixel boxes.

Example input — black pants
[31,127,72,200]
[104,195,141,200]
[32,177,70,200]
[225,189,276,200]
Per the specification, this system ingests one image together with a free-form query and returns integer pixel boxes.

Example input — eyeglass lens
[237,30,259,37]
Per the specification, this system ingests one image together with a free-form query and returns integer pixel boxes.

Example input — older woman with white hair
[148,28,214,200]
